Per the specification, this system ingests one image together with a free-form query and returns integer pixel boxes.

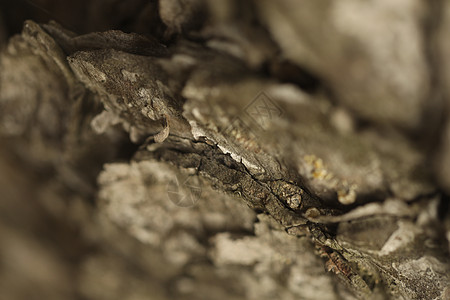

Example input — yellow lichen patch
[337,183,357,205]
[304,155,331,180]
[303,154,358,205]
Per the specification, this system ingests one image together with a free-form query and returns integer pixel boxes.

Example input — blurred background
[0,1,449,300]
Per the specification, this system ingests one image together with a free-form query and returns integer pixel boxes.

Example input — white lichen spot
[210,233,274,266]
[172,54,197,66]
[379,221,416,256]
[182,85,220,102]
[287,194,301,209]
[189,120,208,140]
[153,124,170,143]
[337,183,357,205]
[138,88,158,120]
[217,144,262,173]
[138,87,151,100]
[121,69,138,82]
[330,107,355,134]
[266,84,309,105]
[191,108,207,123]
[393,256,448,280]
[90,110,121,134]
[83,61,107,83]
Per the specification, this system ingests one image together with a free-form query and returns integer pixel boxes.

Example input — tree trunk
[0,1,449,299]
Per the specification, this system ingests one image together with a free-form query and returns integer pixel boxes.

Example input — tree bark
[0,1,449,300]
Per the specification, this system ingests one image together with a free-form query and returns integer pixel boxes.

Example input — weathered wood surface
[0,1,449,299]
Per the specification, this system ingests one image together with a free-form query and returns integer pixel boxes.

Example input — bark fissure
[0,2,449,300]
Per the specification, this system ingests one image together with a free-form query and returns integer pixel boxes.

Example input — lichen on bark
[0,1,449,300]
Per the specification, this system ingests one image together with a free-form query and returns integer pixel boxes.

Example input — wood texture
[0,1,449,299]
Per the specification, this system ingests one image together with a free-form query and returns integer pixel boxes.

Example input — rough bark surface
[0,1,449,300]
